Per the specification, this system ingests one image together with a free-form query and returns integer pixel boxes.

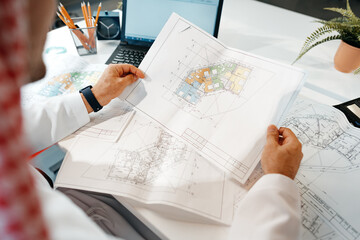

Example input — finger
[121,74,138,86]
[113,64,145,78]
[278,127,298,144]
[266,125,280,146]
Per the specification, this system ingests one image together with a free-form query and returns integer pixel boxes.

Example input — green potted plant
[294,0,360,73]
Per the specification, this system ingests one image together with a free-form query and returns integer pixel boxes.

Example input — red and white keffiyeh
[0,0,49,239]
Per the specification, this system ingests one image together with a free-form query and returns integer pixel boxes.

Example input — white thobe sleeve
[22,93,90,153]
[228,174,301,240]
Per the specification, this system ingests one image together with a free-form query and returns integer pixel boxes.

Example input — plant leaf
[346,0,357,19]
[299,25,334,54]
[294,0,360,64]
[293,35,342,64]
[324,7,358,21]
[315,20,360,41]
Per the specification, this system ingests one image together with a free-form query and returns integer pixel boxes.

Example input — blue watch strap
[79,85,103,112]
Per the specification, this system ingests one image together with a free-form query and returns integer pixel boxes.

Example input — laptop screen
[123,0,222,44]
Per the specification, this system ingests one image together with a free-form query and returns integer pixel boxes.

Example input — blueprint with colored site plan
[121,13,306,183]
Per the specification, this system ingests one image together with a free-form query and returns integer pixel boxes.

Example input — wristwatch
[79,85,103,112]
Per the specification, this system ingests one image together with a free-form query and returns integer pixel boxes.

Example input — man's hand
[81,64,145,113]
[261,125,303,180]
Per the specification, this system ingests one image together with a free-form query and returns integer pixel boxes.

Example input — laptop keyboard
[108,48,146,67]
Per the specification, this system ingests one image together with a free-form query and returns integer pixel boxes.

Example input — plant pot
[334,40,360,73]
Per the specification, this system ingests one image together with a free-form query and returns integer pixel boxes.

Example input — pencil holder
[69,25,97,56]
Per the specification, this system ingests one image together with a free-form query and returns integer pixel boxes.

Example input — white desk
[45,0,359,239]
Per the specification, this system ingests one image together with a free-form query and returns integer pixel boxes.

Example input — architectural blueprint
[163,59,253,124]
[231,96,360,239]
[122,13,306,183]
[282,97,360,240]
[56,112,238,224]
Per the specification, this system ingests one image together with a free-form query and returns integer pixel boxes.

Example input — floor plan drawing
[281,97,360,240]
[124,14,305,183]
[96,130,191,186]
[282,101,360,173]
[38,71,101,97]
[298,179,356,240]
[56,113,236,224]
[163,50,253,121]
[21,55,106,107]
[160,37,263,126]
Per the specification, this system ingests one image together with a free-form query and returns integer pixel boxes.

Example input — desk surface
[45,0,358,239]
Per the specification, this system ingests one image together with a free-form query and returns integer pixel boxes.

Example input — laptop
[106,0,224,67]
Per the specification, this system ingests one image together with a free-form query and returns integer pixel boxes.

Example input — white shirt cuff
[62,93,90,128]
[251,174,299,200]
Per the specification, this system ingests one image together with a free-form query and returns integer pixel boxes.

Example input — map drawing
[38,71,101,97]
[163,52,253,122]
[281,97,360,240]
[283,113,360,173]
[161,40,266,181]
[298,179,354,240]
[124,14,305,183]
[56,113,236,224]
[104,130,190,185]
[159,37,270,127]
[232,97,360,239]
[21,55,106,107]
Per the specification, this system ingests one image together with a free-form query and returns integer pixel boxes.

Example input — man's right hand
[261,125,303,180]
[81,64,145,113]
[92,64,145,107]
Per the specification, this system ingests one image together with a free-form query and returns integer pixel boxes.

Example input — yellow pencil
[81,2,89,27]
[57,12,74,29]
[59,3,74,26]
[95,2,102,26]
[87,2,92,27]
[57,12,91,50]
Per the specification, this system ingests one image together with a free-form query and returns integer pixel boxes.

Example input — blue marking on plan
[176,82,201,104]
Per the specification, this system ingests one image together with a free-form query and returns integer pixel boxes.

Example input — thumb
[121,74,138,86]
[266,125,279,146]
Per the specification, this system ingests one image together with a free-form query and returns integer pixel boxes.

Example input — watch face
[97,17,120,39]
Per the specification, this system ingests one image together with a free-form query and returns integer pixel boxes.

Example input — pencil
[58,7,69,25]
[87,2,92,26]
[73,29,91,51]
[95,2,102,26]
[59,3,74,26]
[57,12,91,50]
[81,2,88,27]
[82,2,96,48]
[56,12,74,29]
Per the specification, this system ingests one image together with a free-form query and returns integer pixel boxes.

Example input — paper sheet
[122,13,306,183]
[235,96,360,240]
[56,112,238,224]
[73,98,135,142]
[282,97,360,240]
